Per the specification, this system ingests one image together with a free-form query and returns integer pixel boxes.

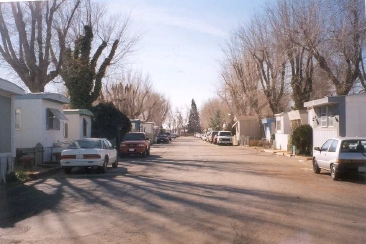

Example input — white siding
[312,130,338,149]
[275,133,290,151]
[15,99,65,148]
[15,99,44,148]
[64,114,80,141]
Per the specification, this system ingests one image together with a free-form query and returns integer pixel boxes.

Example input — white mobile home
[0,79,25,183]
[140,121,155,142]
[304,93,366,149]
[15,93,69,149]
[232,116,261,145]
[63,109,93,142]
[274,112,290,151]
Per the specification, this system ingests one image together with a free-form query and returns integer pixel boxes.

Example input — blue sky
[105,0,267,109]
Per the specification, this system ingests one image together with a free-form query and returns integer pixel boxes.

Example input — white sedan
[60,138,118,174]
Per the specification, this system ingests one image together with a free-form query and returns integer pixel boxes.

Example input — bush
[291,124,313,155]
[90,102,131,142]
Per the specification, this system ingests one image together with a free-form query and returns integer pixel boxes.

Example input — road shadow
[0,179,62,228]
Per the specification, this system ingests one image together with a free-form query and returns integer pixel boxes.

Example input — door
[323,139,339,170]
[316,139,333,169]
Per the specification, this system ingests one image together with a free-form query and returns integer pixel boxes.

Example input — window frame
[46,108,61,130]
[83,118,87,137]
[15,108,21,130]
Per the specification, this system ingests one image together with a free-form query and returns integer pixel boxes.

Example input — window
[321,139,333,151]
[328,106,334,127]
[83,118,87,137]
[15,108,21,130]
[276,120,281,131]
[47,108,60,130]
[317,105,336,128]
[64,123,68,138]
[328,140,338,152]
[321,106,327,127]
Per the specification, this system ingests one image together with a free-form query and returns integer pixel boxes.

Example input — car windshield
[123,133,145,141]
[340,140,366,153]
[69,140,102,149]
[158,134,167,137]
[219,132,231,136]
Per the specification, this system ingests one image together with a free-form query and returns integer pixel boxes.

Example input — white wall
[64,114,79,141]
[275,134,289,151]
[15,99,65,148]
[15,99,43,148]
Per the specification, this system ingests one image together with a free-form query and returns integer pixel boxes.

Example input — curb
[28,166,62,179]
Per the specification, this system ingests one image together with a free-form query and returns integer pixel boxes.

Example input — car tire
[101,158,108,173]
[313,159,321,174]
[147,148,150,156]
[112,157,118,168]
[331,164,340,180]
[64,168,71,174]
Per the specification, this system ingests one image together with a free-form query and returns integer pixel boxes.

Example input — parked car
[164,132,172,141]
[313,137,366,180]
[201,133,207,141]
[60,138,118,174]
[119,132,151,157]
[216,131,233,145]
[205,131,211,142]
[208,131,218,143]
[157,134,170,143]
[170,133,179,139]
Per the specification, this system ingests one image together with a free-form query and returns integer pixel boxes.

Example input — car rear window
[219,132,232,136]
[69,140,102,149]
[340,140,366,153]
[123,133,145,140]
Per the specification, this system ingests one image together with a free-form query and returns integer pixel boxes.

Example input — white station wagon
[313,137,366,180]
[61,138,118,174]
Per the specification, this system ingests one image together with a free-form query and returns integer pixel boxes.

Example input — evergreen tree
[209,110,223,131]
[187,99,201,133]
[61,25,119,109]
[90,102,131,143]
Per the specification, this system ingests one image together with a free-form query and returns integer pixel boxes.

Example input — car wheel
[101,158,108,173]
[112,157,118,168]
[313,159,321,174]
[147,148,150,156]
[64,168,71,174]
[331,164,340,180]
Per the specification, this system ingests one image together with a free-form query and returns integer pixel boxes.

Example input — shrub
[291,124,313,155]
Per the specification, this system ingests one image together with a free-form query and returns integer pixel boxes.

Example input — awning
[48,108,68,121]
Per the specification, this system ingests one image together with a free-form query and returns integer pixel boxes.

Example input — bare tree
[140,92,171,126]
[291,0,365,95]
[0,0,80,92]
[103,71,152,118]
[237,15,287,114]
[267,0,315,109]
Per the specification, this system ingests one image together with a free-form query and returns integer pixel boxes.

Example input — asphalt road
[1,137,366,244]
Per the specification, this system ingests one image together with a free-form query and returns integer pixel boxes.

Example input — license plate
[76,155,83,159]
[128,149,135,152]
[358,166,366,173]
